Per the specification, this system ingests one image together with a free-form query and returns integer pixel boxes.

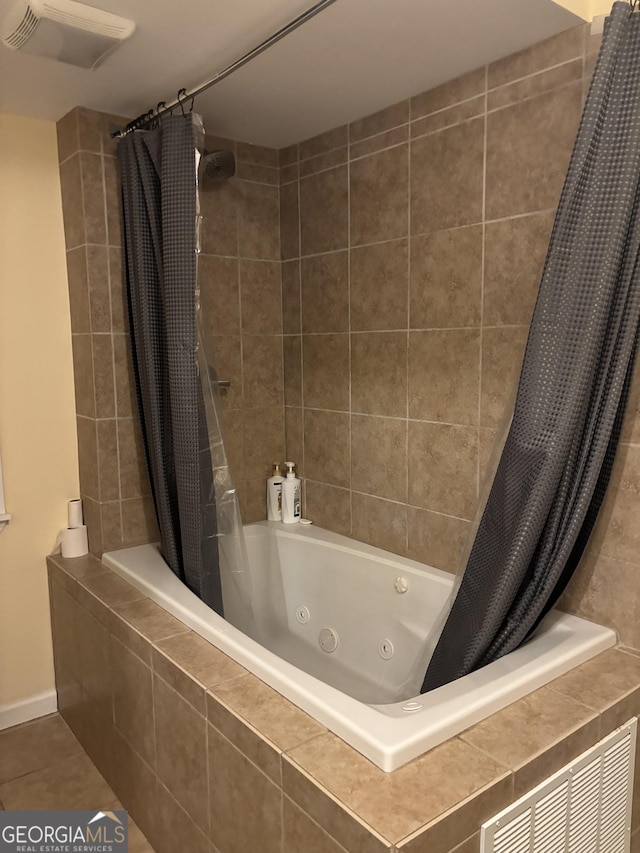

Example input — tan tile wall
[279,22,640,656]
[47,551,640,853]
[57,111,285,556]
[57,107,157,557]
[57,25,640,651]
[199,136,285,522]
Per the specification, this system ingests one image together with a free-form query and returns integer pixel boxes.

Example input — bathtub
[103,521,616,771]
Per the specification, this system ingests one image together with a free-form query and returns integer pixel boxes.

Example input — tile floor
[0,713,154,852]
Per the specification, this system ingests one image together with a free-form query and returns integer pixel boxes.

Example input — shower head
[201,149,236,183]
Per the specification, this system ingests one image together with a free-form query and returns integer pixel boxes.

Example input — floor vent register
[481,717,637,853]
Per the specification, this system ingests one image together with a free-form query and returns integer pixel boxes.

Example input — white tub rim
[102,521,616,771]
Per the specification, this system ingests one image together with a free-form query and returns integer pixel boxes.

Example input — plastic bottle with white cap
[281,461,301,524]
[266,462,283,521]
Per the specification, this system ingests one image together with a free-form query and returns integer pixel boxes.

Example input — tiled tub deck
[47,552,640,853]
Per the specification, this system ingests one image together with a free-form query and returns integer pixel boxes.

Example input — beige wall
[554,0,611,21]
[0,114,79,719]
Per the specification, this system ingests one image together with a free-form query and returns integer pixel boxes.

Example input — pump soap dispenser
[281,461,301,524]
[266,462,283,521]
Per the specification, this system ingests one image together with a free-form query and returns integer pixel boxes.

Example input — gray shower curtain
[118,114,224,615]
[423,2,640,692]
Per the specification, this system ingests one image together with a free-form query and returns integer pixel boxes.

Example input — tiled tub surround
[280,22,599,576]
[56,23,640,657]
[45,21,640,853]
[48,551,640,853]
[56,109,285,557]
[101,523,615,772]
[278,21,640,662]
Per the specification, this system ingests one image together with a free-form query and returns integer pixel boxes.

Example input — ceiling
[0,0,586,149]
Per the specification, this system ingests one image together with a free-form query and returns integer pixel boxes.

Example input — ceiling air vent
[0,0,135,69]
[4,5,38,48]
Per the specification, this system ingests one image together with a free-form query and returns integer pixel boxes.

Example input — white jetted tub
[103,521,616,771]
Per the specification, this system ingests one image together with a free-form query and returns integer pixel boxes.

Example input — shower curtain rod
[112,0,339,138]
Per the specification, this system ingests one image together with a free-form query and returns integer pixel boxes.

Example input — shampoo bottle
[266,462,283,521]
[281,461,301,524]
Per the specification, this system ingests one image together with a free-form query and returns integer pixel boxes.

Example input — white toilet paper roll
[60,525,88,558]
[68,499,83,529]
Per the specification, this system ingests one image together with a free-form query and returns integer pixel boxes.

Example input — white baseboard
[0,690,58,731]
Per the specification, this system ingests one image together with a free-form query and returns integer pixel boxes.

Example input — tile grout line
[303,325,512,333]
[277,179,286,466]
[235,174,246,500]
[129,203,549,262]
[297,51,584,168]
[477,65,489,501]
[301,406,485,429]
[297,476,474,524]
[197,652,216,842]
[289,67,582,171]
[281,791,352,853]
[405,111,412,556]
[347,122,353,537]
[296,147,306,511]
[100,137,125,543]
[277,207,556,260]
[79,142,104,550]
[282,754,393,847]
[288,53,581,172]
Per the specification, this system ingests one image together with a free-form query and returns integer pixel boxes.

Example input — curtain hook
[177,88,188,115]
[153,103,166,128]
